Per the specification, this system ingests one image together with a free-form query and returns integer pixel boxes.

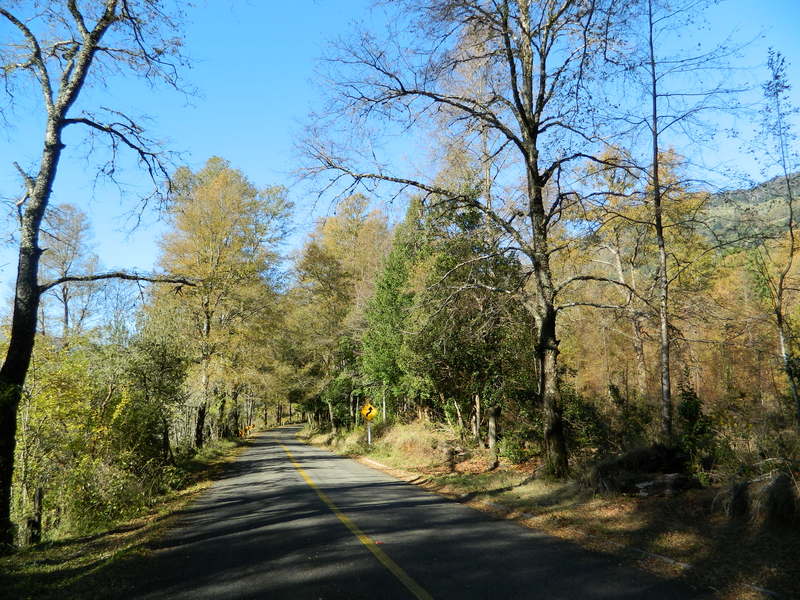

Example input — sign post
[360,402,377,446]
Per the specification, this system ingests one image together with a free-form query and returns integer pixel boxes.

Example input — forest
[1,0,799,552]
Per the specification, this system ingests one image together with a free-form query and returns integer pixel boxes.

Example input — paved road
[122,427,710,599]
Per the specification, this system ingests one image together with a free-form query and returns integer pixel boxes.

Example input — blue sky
[1,0,799,299]
[0,0,377,296]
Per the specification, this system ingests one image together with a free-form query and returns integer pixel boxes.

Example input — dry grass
[311,421,799,600]
[0,438,252,600]
[305,420,456,469]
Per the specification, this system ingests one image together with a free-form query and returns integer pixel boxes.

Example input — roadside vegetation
[2,157,289,550]
[0,438,250,599]
[0,3,798,596]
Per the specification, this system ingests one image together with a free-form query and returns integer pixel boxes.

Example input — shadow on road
[2,428,717,599]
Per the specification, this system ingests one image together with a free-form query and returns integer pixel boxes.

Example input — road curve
[119,426,710,599]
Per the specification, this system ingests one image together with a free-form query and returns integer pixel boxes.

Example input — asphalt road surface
[122,426,710,599]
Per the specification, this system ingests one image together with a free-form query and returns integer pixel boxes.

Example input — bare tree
[307,0,625,477]
[0,1,190,547]
[604,0,744,442]
[748,50,800,425]
[40,203,100,338]
[583,148,654,399]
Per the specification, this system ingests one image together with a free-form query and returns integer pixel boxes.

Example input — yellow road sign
[360,402,377,421]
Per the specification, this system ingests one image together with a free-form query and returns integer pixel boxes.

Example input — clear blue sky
[1,0,799,300]
[0,0,378,297]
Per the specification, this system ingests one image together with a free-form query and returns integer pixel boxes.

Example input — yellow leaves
[312,194,391,319]
[297,193,391,329]
[154,158,289,368]
[160,158,281,285]
[278,194,391,398]
[406,251,439,296]
[111,386,132,426]
[19,340,117,471]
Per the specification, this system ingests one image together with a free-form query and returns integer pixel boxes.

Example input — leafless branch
[62,110,170,184]
[554,274,640,300]
[556,301,631,312]
[39,271,195,294]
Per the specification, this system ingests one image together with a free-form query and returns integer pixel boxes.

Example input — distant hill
[704,172,800,242]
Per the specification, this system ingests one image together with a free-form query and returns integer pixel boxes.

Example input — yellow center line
[279,444,433,600]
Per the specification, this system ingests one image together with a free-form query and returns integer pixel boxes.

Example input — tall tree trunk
[656,237,671,442]
[766,50,800,426]
[162,418,174,464]
[0,116,66,547]
[228,388,240,437]
[452,396,465,436]
[218,394,228,438]
[487,405,501,450]
[777,313,800,421]
[196,307,213,448]
[538,308,569,477]
[22,487,43,547]
[195,404,207,449]
[195,376,209,448]
[61,287,70,340]
[648,0,672,444]
[327,401,337,434]
[612,246,649,399]
[515,0,571,472]
[230,406,240,437]
[632,318,648,399]
[487,404,501,470]
[473,394,481,443]
[526,154,569,477]
[0,1,135,543]
[0,378,27,548]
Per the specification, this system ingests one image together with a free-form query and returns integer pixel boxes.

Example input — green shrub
[561,387,609,452]
[58,456,148,535]
[676,385,717,477]
[498,435,535,464]
[159,464,187,492]
[617,400,654,449]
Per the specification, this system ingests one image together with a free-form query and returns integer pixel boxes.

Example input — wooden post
[474,394,482,443]
[487,405,501,470]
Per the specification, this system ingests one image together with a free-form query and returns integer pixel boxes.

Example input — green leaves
[275,194,390,420]
[14,332,187,535]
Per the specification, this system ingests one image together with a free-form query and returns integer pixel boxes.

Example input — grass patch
[308,420,799,600]
[0,437,252,600]
[301,420,459,470]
